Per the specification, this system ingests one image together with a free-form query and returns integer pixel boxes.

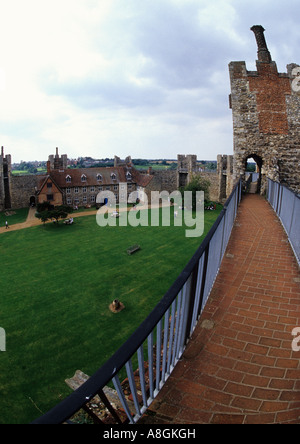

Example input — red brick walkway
[141,194,300,424]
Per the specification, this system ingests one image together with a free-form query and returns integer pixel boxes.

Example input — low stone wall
[143,169,221,203]
[199,171,220,202]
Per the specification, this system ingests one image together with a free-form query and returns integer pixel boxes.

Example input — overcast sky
[0,0,299,163]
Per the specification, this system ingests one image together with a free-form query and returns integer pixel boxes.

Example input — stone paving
[140,194,300,424]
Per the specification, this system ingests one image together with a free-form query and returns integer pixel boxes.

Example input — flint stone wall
[229,60,300,195]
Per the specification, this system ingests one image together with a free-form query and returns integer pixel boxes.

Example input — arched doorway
[29,196,36,207]
[244,154,263,194]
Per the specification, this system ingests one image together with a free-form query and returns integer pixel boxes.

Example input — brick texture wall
[229,28,300,194]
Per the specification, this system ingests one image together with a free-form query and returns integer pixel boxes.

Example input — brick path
[140,194,300,424]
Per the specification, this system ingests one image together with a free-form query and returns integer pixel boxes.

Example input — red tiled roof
[38,166,153,189]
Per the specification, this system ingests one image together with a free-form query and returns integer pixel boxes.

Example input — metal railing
[32,179,242,424]
[267,178,300,265]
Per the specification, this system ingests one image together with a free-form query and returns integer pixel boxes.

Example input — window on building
[47,194,54,201]
[83,186,87,193]
[111,173,116,181]
[97,174,102,182]
[67,198,72,205]
[66,188,71,194]
[90,186,95,192]
[75,187,79,194]
[47,182,52,188]
[66,175,71,183]
[81,174,87,182]
[83,196,87,204]
[126,172,132,180]
[90,195,95,203]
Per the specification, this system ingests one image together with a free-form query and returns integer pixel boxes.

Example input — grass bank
[0,205,222,423]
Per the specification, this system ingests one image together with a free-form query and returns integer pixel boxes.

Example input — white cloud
[0,0,299,162]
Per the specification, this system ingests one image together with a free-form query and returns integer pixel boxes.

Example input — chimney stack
[251,25,272,63]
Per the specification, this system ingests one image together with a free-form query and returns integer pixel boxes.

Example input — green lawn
[0,205,222,423]
[0,207,29,226]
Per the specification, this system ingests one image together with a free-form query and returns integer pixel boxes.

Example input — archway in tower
[244,154,263,194]
[29,196,36,207]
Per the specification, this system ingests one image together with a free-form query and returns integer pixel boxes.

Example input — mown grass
[0,207,29,226]
[0,205,222,423]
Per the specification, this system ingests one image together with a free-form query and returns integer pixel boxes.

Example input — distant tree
[19,162,27,171]
[28,167,38,174]
[50,206,72,224]
[35,204,73,225]
[35,211,51,225]
[246,163,256,172]
[37,201,54,213]
[205,162,217,170]
[181,174,211,210]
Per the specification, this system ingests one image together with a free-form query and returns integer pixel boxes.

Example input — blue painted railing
[267,178,300,265]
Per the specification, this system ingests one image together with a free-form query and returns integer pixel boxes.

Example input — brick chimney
[251,25,272,63]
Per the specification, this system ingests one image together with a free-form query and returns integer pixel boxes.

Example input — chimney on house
[250,25,272,63]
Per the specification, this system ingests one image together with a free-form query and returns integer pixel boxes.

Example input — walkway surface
[140,194,300,424]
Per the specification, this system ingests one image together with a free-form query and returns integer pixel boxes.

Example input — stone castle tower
[48,147,68,171]
[0,146,12,211]
[229,25,300,194]
[177,154,197,188]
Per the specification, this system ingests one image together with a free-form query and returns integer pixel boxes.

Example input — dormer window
[97,174,102,182]
[126,172,132,181]
[81,174,87,182]
[111,173,117,181]
[66,175,71,183]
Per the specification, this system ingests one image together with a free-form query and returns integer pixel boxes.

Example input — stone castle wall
[9,175,39,209]
[140,167,221,203]
[196,172,220,202]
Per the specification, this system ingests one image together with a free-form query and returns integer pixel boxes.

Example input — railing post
[183,263,200,346]
[276,182,282,215]
[288,193,296,236]
[178,277,192,356]
[197,243,210,317]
